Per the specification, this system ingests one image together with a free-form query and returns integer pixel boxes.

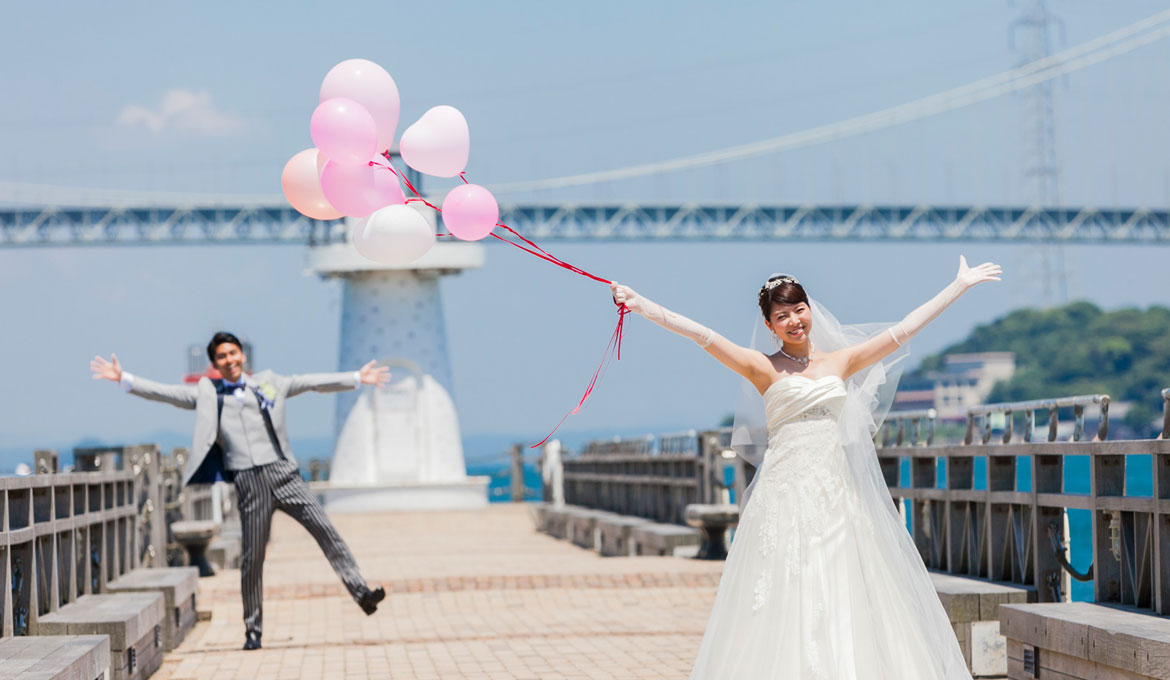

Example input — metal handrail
[659,429,700,456]
[881,408,937,448]
[965,394,1109,444]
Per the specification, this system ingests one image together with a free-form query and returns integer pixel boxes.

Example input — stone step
[1001,601,1170,679]
[630,523,700,557]
[597,515,650,557]
[541,506,571,539]
[930,572,1034,678]
[0,635,109,680]
[33,592,165,680]
[566,509,618,551]
[106,567,199,651]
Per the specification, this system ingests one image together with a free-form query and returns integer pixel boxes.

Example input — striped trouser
[233,459,367,636]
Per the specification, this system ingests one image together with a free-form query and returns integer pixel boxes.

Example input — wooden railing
[878,386,1170,613]
[561,429,735,525]
[0,444,230,637]
[0,466,138,636]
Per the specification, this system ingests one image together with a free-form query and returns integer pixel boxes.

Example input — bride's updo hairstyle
[757,274,809,320]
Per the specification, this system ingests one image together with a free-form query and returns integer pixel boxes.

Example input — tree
[907,302,1170,437]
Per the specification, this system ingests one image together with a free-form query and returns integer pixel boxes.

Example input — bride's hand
[955,255,1002,289]
[609,282,642,312]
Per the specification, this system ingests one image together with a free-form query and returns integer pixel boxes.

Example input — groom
[91,331,391,650]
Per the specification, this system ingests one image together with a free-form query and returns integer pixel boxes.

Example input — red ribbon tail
[531,306,627,449]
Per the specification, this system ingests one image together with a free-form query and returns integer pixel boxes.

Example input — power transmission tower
[1012,0,1070,305]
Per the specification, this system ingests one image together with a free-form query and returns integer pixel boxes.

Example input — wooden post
[912,455,936,565]
[1091,453,1125,603]
[1032,453,1065,601]
[510,444,525,502]
[947,454,974,574]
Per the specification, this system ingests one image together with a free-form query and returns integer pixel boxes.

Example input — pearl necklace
[778,342,815,367]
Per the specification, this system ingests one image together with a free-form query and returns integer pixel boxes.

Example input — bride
[609,255,1001,679]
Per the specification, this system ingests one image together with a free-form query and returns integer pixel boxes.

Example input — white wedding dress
[689,374,971,679]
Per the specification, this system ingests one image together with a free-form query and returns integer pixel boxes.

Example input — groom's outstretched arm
[90,353,198,410]
[286,359,391,397]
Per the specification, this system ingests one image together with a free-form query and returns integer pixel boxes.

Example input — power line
[488,9,1170,194]
[2,10,1168,208]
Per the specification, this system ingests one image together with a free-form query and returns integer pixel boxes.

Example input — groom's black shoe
[358,586,386,615]
[243,631,262,651]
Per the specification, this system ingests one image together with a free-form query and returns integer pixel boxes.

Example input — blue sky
[2,2,1169,460]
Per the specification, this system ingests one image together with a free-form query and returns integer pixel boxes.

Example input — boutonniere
[258,382,277,409]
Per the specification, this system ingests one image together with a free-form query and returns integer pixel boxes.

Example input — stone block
[0,635,109,680]
[630,523,700,557]
[542,506,571,539]
[1001,602,1170,679]
[598,515,649,557]
[566,509,614,551]
[106,567,199,651]
[33,592,165,680]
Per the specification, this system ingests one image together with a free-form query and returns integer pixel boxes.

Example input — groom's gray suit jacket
[126,370,356,486]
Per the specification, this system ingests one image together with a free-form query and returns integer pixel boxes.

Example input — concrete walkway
[156,504,722,680]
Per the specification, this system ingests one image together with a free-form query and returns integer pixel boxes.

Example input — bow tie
[218,381,247,394]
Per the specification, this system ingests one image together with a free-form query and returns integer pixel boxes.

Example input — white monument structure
[306,203,490,511]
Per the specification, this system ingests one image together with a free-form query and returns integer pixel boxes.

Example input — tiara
[762,275,800,292]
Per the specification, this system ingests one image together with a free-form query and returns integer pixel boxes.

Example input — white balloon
[354,204,435,265]
[348,216,372,258]
[399,106,470,178]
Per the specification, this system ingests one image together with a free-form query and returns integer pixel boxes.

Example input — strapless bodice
[763,374,847,447]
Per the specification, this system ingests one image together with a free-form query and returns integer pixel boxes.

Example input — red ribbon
[376,153,627,447]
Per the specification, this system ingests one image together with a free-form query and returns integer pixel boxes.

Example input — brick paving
[156,504,723,679]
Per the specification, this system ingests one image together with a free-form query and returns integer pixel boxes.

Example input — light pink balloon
[320,59,401,153]
[321,157,406,217]
[399,105,469,178]
[441,184,498,241]
[353,204,435,265]
[281,149,344,220]
[311,98,377,165]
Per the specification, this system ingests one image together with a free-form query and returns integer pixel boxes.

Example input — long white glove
[889,256,1002,345]
[610,283,715,348]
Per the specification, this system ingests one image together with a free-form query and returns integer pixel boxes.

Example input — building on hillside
[893,352,1016,420]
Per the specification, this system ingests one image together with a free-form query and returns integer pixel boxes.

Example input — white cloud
[115,89,246,136]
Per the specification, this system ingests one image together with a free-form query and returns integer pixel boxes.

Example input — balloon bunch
[281,59,501,266]
[282,59,626,445]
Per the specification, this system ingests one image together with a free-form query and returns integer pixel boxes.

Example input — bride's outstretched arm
[843,256,1002,378]
[610,282,773,391]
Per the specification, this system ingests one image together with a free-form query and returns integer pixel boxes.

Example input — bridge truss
[0,203,1167,247]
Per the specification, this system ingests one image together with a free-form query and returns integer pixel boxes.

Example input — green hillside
[913,301,1170,432]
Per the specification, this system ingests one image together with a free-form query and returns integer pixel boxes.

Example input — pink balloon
[441,184,498,241]
[311,98,377,165]
[399,105,469,178]
[321,156,406,218]
[372,163,407,207]
[281,149,344,220]
[321,161,375,217]
[320,59,400,153]
[353,204,435,265]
